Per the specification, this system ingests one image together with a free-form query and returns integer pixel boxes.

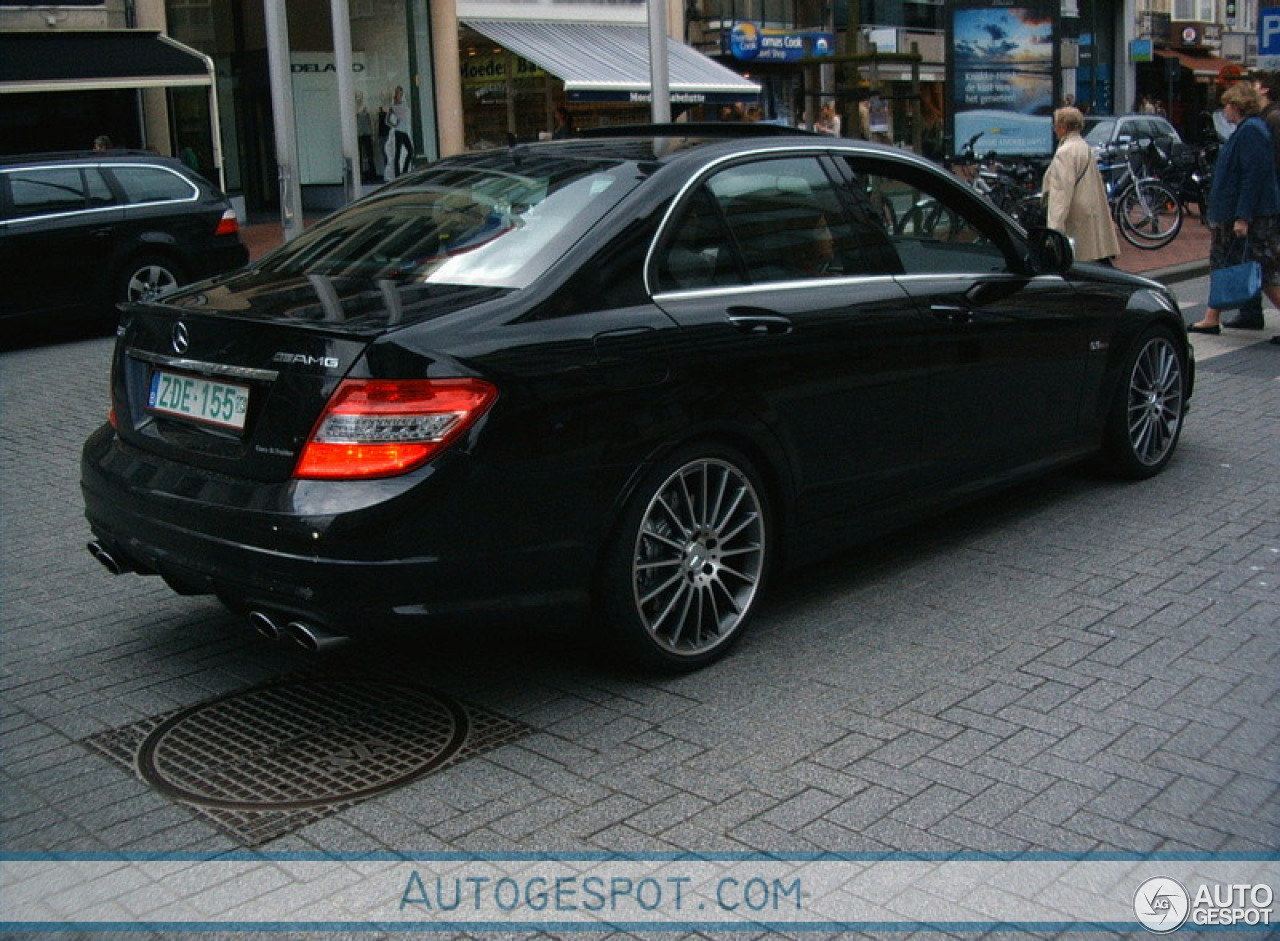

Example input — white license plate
[147,370,249,431]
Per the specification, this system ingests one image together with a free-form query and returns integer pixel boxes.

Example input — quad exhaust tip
[248,610,282,641]
[286,621,350,653]
[87,541,128,576]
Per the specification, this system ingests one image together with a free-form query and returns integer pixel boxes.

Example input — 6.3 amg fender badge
[171,322,190,355]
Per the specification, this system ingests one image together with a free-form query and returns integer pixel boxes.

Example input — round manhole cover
[137,679,469,810]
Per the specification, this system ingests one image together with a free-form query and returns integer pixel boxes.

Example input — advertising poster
[948,2,1057,156]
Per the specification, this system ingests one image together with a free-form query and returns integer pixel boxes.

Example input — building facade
[1,0,1261,219]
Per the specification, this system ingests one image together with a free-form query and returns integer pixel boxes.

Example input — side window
[8,168,88,217]
[707,156,860,284]
[843,157,1010,276]
[110,166,197,204]
[655,186,743,292]
[85,168,115,208]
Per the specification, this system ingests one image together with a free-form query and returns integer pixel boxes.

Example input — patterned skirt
[1210,216,1280,286]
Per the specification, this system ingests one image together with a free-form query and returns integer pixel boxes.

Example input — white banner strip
[1,858,1275,930]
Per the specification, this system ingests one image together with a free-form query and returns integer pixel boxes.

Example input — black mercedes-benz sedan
[81,126,1193,669]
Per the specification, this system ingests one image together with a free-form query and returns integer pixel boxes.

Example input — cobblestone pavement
[1,274,1277,937]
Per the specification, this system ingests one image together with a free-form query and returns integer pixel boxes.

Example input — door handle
[930,303,973,324]
[90,227,116,238]
[726,308,793,336]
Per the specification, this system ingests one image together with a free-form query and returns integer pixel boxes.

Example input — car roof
[443,125,928,173]
[0,150,190,169]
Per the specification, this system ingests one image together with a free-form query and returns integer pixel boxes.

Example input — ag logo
[1135,877,1190,933]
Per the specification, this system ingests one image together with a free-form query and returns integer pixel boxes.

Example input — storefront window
[459,26,556,150]
[166,0,424,211]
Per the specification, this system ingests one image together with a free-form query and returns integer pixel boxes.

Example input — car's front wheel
[1103,326,1187,478]
[601,445,770,670]
[118,256,185,305]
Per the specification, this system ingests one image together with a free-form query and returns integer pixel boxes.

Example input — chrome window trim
[653,273,900,303]
[1,162,200,226]
[127,348,279,383]
[641,142,985,298]
[892,273,1068,285]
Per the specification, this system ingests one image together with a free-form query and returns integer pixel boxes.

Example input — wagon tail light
[214,209,240,237]
[295,378,498,480]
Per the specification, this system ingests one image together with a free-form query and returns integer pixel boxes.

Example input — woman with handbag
[1190,82,1280,334]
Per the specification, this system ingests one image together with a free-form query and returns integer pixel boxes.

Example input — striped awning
[465,20,760,104]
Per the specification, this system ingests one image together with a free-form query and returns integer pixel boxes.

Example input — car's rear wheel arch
[598,427,793,579]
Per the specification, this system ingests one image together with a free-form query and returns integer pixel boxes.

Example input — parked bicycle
[1148,138,1215,225]
[945,134,1048,230]
[1098,141,1183,249]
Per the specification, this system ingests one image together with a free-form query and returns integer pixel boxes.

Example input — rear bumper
[81,425,595,633]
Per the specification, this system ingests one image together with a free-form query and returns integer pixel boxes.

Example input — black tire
[117,255,185,305]
[600,444,771,671]
[1102,326,1188,478]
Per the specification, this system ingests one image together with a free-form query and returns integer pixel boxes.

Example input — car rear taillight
[214,209,240,237]
[295,378,498,480]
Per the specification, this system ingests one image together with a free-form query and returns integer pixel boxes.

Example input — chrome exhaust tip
[285,621,350,653]
[248,610,282,641]
[87,541,128,575]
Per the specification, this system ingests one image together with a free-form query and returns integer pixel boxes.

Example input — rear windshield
[257,152,641,289]
[1083,119,1115,145]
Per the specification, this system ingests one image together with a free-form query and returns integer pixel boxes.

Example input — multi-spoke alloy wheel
[605,449,769,668]
[1104,329,1186,478]
[1128,335,1184,466]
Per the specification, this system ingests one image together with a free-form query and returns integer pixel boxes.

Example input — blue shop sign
[727,23,835,62]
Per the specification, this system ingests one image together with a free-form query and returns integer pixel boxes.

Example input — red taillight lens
[295,378,498,480]
[214,209,240,237]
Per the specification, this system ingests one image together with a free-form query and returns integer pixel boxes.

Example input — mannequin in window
[384,86,413,180]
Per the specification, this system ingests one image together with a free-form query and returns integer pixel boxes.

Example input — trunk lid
[111,272,507,482]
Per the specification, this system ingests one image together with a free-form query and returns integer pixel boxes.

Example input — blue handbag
[1209,239,1262,310]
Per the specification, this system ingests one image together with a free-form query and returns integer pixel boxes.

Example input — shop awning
[1154,48,1237,80]
[465,20,761,104]
[0,30,213,94]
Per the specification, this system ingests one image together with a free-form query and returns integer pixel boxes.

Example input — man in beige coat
[1043,107,1121,264]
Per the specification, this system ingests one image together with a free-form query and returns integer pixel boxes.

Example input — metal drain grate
[85,676,530,846]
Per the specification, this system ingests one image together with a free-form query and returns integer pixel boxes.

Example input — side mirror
[1026,226,1074,274]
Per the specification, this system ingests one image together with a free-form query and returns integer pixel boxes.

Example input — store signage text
[727,22,834,62]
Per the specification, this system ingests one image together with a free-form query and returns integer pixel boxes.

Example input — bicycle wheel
[1116,180,1182,248]
[899,198,959,239]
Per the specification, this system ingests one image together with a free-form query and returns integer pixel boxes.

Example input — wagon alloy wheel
[630,458,766,660]
[123,260,181,304]
[1127,335,1184,466]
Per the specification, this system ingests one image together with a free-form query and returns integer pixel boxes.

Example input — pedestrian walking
[1190,82,1280,335]
[1229,71,1280,331]
[1042,106,1120,264]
